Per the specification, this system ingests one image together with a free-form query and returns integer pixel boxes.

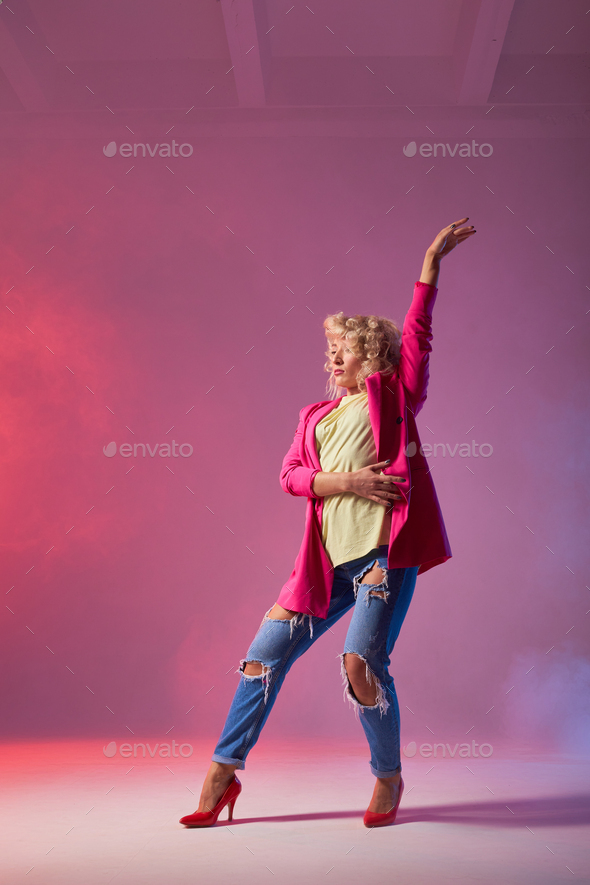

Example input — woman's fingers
[372,464,406,482]
[365,464,408,504]
[381,476,405,489]
[373,459,405,471]
[380,475,405,501]
[447,218,476,240]
[381,484,404,501]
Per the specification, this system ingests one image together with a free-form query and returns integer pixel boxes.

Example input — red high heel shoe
[363,776,404,828]
[179,775,242,828]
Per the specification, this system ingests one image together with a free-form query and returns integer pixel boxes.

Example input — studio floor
[2,737,588,884]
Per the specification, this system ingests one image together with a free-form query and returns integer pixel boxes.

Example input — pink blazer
[276,280,452,619]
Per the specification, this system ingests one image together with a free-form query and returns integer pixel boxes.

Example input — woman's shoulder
[298,397,339,419]
[367,369,398,391]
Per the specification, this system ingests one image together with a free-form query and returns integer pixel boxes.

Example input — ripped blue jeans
[212,546,418,778]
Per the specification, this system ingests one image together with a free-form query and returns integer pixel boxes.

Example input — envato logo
[103,740,193,758]
[403,740,493,759]
[406,440,493,458]
[403,140,493,158]
[103,440,194,458]
[103,140,194,158]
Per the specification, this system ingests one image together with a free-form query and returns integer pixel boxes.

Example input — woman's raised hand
[426,217,476,260]
[348,460,406,507]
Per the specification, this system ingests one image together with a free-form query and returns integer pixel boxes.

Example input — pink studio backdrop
[1,1,589,761]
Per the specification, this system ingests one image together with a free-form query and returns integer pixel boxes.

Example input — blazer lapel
[367,371,401,460]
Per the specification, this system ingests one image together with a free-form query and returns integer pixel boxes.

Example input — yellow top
[315,391,391,567]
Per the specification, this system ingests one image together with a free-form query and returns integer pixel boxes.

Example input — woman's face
[326,334,364,395]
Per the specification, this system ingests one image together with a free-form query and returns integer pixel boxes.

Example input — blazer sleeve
[279,407,322,498]
[397,280,438,417]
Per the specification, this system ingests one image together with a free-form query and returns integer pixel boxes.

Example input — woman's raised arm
[399,218,477,414]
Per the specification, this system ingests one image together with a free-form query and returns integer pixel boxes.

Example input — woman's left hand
[426,217,476,260]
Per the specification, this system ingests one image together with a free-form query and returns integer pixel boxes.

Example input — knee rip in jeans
[338,652,390,719]
[238,659,273,704]
[260,606,315,638]
[352,560,390,607]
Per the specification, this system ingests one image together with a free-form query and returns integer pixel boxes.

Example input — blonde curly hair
[323,311,402,399]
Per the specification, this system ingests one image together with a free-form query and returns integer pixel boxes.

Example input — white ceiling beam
[219,0,271,107]
[453,0,517,105]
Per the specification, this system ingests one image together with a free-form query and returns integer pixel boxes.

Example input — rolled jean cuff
[211,753,246,770]
[370,763,401,778]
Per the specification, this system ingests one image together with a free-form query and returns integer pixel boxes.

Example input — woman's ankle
[376,772,401,786]
[208,761,237,782]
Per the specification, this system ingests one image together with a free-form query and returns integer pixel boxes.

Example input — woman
[180,217,476,829]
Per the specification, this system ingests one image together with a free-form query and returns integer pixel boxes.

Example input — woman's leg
[195,605,300,814]
[340,559,419,813]
[195,578,355,813]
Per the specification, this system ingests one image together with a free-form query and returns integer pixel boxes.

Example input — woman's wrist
[312,471,352,497]
[418,251,441,287]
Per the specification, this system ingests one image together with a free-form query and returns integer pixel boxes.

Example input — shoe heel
[180,774,241,829]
